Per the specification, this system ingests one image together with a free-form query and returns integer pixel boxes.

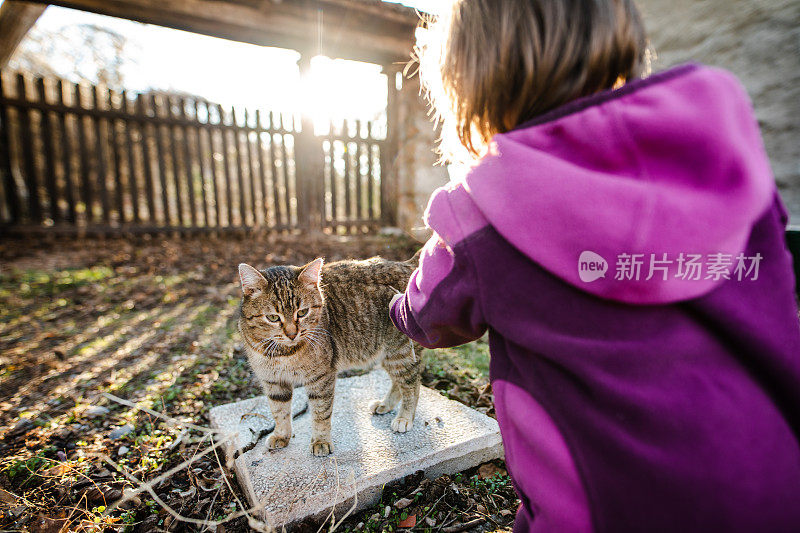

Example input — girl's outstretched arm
[390,189,487,348]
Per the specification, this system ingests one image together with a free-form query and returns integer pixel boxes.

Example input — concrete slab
[208,370,504,529]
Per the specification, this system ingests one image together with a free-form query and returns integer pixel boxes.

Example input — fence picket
[232,107,247,226]
[151,94,172,226]
[136,94,156,224]
[56,81,76,224]
[193,99,210,227]
[367,122,375,221]
[0,72,389,235]
[35,78,59,224]
[166,96,185,227]
[73,83,94,224]
[122,91,140,224]
[279,114,292,227]
[268,112,282,227]
[179,98,197,228]
[17,74,42,223]
[90,85,111,225]
[107,88,125,224]
[254,110,268,227]
[355,120,364,223]
[218,104,234,227]
[0,75,20,224]
[244,110,257,226]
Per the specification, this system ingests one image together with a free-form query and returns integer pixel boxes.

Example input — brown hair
[418,0,649,159]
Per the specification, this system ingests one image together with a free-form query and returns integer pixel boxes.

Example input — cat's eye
[265,314,280,323]
[297,308,309,318]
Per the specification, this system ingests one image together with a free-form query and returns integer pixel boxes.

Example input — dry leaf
[398,514,417,528]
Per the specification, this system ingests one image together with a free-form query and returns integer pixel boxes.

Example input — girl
[389,1,800,532]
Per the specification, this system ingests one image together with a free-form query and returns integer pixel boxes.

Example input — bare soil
[0,233,516,532]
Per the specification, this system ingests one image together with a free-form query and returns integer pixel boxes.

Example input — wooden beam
[0,1,47,68]
[16,0,419,64]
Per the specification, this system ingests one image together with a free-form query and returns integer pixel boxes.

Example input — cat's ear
[238,263,266,298]
[298,258,323,288]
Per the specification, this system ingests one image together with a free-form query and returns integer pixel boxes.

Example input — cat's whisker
[308,327,331,337]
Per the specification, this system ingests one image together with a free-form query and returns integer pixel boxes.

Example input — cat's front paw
[369,399,393,415]
[267,433,290,450]
[310,439,333,457]
[391,416,413,433]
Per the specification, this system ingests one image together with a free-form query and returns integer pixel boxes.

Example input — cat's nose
[285,325,298,340]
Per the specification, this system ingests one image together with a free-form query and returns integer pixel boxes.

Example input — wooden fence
[0,71,392,236]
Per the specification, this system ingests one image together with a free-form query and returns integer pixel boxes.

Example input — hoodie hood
[462,64,776,304]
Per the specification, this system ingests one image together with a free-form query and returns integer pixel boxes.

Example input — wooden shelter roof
[2,0,422,66]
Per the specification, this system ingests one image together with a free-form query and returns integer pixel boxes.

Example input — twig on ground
[441,517,485,533]
[102,392,224,435]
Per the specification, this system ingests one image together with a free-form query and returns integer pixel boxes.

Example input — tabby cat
[237,254,422,456]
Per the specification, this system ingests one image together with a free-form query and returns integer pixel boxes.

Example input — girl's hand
[389,293,403,313]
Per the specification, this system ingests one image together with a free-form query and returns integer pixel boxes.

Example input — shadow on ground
[0,234,515,532]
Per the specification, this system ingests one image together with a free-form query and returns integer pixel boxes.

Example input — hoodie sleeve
[390,187,487,348]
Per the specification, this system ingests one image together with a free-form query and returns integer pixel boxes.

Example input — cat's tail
[405,248,423,265]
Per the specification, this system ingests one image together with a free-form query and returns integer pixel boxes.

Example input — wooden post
[0,2,46,69]
[382,64,400,226]
[294,52,324,230]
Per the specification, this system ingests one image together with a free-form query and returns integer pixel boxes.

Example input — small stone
[394,497,413,509]
[384,505,391,518]
[208,371,503,529]
[476,504,487,514]
[477,462,506,479]
[425,517,436,527]
[109,424,134,440]
[355,523,364,530]
[56,450,67,461]
[370,513,380,523]
[117,446,129,456]
[233,343,243,353]
[8,418,34,437]
[499,509,513,517]
[121,488,141,508]
[85,406,110,417]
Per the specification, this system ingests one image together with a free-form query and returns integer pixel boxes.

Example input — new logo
[578,251,608,282]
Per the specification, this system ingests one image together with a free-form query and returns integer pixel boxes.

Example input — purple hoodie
[390,64,800,533]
